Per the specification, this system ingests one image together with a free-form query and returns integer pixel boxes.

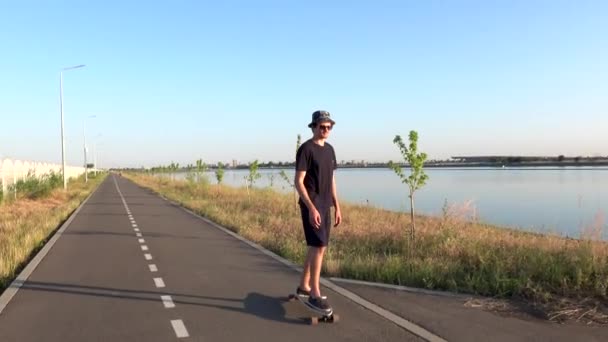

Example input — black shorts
[300,204,332,247]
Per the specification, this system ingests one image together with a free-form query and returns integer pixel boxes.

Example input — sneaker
[306,296,332,315]
[296,287,311,298]
[296,287,327,300]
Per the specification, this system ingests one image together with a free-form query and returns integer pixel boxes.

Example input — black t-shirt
[295,139,337,209]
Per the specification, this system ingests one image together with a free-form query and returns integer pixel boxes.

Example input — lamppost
[60,64,86,190]
[83,115,96,183]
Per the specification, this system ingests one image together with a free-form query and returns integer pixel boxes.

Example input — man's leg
[299,247,314,292]
[309,246,326,298]
[299,207,330,297]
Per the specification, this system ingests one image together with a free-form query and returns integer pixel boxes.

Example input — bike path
[0,175,422,341]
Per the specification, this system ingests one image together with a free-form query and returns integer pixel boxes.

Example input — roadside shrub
[14,171,63,200]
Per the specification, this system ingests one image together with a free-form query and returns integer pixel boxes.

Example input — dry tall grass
[0,174,106,291]
[128,173,608,323]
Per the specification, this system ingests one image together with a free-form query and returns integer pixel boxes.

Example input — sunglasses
[317,124,333,131]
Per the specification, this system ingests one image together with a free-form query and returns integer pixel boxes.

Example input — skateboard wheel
[309,317,318,325]
[331,314,339,322]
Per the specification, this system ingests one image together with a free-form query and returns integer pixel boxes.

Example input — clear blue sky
[1,0,607,168]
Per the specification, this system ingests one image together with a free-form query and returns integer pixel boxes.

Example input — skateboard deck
[287,294,340,325]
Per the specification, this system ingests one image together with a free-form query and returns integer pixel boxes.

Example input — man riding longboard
[290,110,342,324]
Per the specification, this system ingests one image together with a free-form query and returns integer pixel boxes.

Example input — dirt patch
[464,296,608,326]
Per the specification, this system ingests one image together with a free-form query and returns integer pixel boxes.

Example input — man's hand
[309,207,321,229]
[334,207,342,227]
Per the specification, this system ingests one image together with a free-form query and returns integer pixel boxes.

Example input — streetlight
[60,64,86,190]
[83,115,96,183]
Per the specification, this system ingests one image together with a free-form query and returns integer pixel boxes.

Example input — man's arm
[332,174,342,227]
[295,171,313,209]
[295,170,321,229]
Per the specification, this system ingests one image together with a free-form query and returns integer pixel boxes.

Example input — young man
[294,110,342,314]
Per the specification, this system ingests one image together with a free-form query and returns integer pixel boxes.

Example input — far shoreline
[340,161,608,169]
[250,162,608,170]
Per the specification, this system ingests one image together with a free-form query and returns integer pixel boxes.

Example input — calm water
[170,167,608,239]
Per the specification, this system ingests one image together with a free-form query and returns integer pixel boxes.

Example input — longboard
[287,294,340,325]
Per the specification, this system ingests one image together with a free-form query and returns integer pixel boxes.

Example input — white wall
[0,158,86,194]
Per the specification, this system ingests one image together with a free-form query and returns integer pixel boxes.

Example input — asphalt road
[0,175,422,342]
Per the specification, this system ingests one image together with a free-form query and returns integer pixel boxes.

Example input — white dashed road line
[154,278,166,288]
[113,176,189,339]
[161,295,176,309]
[171,320,189,338]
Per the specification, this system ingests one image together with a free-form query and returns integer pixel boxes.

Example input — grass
[0,172,106,292]
[14,171,63,200]
[130,173,608,324]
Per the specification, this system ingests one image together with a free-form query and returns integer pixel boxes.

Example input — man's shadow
[201,292,310,325]
[15,281,310,325]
